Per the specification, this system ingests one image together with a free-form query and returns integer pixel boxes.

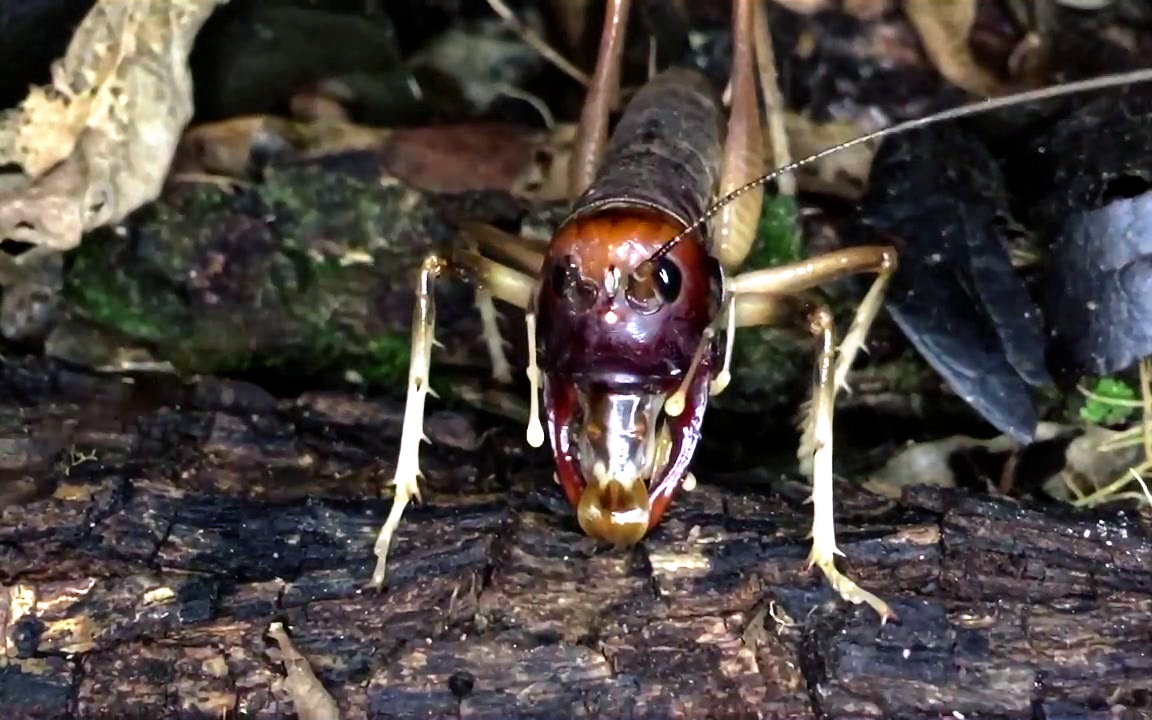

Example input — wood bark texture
[0,359,1149,719]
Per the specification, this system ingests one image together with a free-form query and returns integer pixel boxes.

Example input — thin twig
[1129,466,1152,507]
[485,0,590,87]
[1071,459,1151,508]
[1097,425,1143,452]
[1075,383,1144,408]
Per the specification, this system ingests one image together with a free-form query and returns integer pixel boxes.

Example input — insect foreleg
[463,222,548,384]
[369,248,540,590]
[802,301,897,623]
[475,286,513,384]
[727,245,900,623]
[368,254,444,590]
[461,221,547,277]
[731,293,896,621]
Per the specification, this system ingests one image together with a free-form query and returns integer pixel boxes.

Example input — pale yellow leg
[369,255,444,589]
[803,304,897,623]
[525,312,545,448]
[476,287,513,384]
[369,249,539,589]
[725,287,898,622]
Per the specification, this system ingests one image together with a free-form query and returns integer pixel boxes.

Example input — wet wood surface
[0,358,1149,720]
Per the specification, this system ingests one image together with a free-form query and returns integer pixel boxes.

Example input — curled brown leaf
[0,0,228,257]
[903,0,1004,97]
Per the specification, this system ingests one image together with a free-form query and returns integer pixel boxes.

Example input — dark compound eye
[625,256,682,313]
[654,257,681,302]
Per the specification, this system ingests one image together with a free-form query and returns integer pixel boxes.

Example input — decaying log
[0,358,1149,720]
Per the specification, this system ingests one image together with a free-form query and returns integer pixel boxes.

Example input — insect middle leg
[728,246,899,622]
[462,221,548,385]
[368,246,540,589]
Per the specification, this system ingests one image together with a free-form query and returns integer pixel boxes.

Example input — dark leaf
[1012,88,1152,379]
[852,125,1051,443]
[1046,198,1152,377]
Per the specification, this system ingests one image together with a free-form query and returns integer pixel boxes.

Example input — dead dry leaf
[864,422,1069,499]
[783,112,880,199]
[267,622,341,720]
[0,0,228,258]
[843,0,894,20]
[171,116,300,179]
[1053,425,1147,502]
[173,116,571,200]
[903,0,1003,97]
[864,434,1016,499]
[171,115,390,179]
[771,0,835,14]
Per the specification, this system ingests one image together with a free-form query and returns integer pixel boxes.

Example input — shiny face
[534,207,723,546]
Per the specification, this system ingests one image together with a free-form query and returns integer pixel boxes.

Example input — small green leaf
[1080,377,1138,426]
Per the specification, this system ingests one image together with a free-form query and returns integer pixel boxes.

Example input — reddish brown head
[534,205,723,546]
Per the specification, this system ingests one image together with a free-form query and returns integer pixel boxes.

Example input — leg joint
[880,246,899,273]
[806,304,836,337]
[421,254,449,275]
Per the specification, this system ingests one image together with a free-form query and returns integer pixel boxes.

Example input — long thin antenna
[649,66,1152,263]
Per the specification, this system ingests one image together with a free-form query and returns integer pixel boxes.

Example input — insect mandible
[367,0,1152,622]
